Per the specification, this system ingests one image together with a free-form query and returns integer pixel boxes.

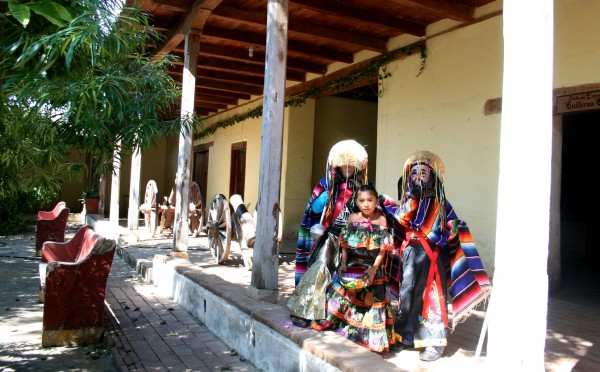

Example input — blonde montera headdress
[327,139,368,170]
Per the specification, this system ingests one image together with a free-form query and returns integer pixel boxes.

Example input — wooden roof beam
[152,0,224,55]
[290,0,426,36]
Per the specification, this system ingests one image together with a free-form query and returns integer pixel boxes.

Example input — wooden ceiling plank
[169,69,262,86]
[170,55,306,82]
[148,0,187,12]
[194,100,228,109]
[126,0,160,13]
[196,68,265,86]
[183,42,327,74]
[197,109,216,116]
[189,44,326,74]
[388,0,474,23]
[197,87,251,100]
[290,0,426,36]
[211,5,387,52]
[196,94,238,105]
[202,25,354,63]
[197,78,264,95]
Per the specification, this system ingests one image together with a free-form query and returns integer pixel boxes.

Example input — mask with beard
[407,180,436,199]
[404,163,436,200]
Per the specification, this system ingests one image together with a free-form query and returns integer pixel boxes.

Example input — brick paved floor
[104,252,258,372]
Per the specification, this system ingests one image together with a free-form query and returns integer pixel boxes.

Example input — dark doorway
[193,143,210,214]
[559,110,600,304]
[230,141,246,199]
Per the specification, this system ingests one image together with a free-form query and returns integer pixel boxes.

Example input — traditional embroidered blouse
[338,221,392,251]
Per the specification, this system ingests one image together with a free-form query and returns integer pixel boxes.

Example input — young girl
[311,184,397,353]
[289,139,370,328]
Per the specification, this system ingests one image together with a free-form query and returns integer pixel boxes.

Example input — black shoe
[290,315,310,328]
[390,343,412,352]
[419,349,442,362]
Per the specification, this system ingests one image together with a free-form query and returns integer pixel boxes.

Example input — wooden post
[98,177,106,216]
[109,141,121,231]
[249,0,288,303]
[172,32,199,258]
[127,147,141,230]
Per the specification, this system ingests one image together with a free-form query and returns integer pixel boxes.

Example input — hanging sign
[556,90,600,114]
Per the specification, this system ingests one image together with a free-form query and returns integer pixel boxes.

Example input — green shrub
[0,189,58,236]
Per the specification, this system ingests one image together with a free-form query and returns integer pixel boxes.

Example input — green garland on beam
[195,40,426,140]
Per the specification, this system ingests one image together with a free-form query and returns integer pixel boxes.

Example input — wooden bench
[38,225,116,347]
[35,201,70,257]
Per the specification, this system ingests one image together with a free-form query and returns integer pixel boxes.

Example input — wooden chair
[189,181,204,237]
[159,181,204,237]
[159,183,176,236]
[39,225,116,347]
[35,201,70,257]
[139,180,159,237]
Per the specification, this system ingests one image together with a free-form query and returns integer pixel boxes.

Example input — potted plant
[80,189,100,214]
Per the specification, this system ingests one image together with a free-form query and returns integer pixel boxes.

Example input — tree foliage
[0,0,189,231]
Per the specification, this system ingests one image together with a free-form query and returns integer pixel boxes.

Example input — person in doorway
[288,139,370,328]
[381,150,492,361]
[310,184,396,352]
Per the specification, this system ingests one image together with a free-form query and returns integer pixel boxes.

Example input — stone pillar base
[247,285,278,303]
[171,251,189,260]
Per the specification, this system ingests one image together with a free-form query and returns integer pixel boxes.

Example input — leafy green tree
[0,0,189,232]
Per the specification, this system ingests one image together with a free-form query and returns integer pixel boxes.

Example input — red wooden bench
[38,225,116,347]
[35,201,70,257]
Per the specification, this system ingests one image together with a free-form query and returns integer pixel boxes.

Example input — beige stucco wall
[311,97,378,187]
[282,101,316,238]
[554,0,600,87]
[198,114,262,217]
[377,13,504,274]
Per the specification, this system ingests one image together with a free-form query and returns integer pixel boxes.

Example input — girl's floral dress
[311,221,397,352]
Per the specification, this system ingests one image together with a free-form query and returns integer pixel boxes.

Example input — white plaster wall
[377,15,504,274]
